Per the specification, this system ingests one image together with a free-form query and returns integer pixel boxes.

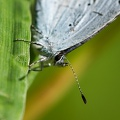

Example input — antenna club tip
[81,93,87,104]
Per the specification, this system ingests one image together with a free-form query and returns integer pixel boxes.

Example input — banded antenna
[65,57,87,104]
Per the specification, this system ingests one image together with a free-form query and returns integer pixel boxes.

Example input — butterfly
[27,0,120,104]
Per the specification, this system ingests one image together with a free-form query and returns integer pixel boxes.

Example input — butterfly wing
[35,0,120,53]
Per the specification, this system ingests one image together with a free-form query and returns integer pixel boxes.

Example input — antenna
[65,57,87,104]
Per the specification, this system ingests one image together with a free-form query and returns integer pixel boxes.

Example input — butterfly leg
[19,60,43,80]
[14,39,31,43]
[29,60,43,71]
[29,62,51,71]
[31,25,42,34]
[29,55,51,71]
[14,39,43,47]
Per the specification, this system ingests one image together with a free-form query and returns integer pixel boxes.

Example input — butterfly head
[54,52,68,67]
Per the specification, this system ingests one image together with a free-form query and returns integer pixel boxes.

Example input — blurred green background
[23,11,120,120]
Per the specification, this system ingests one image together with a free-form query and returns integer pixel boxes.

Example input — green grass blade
[0,0,32,119]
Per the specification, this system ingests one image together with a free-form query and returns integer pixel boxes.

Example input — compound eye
[54,54,61,62]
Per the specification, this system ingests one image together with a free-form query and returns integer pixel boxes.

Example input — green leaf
[0,0,32,119]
